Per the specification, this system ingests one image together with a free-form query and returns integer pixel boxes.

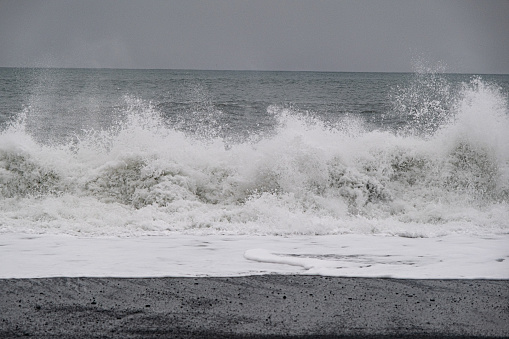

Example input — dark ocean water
[0,68,508,237]
[4,68,508,141]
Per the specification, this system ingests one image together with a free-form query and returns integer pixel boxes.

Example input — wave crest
[1,76,508,236]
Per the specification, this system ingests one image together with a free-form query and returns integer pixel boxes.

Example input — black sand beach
[1,276,508,338]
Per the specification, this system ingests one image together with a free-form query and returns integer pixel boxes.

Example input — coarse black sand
[1,275,508,338]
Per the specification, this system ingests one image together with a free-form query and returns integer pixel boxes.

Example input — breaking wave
[1,76,508,237]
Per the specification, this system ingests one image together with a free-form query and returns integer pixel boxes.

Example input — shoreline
[3,233,508,280]
[1,275,508,338]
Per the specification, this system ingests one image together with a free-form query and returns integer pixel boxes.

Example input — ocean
[1,68,508,278]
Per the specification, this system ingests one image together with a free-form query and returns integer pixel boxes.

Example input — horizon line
[0,66,507,76]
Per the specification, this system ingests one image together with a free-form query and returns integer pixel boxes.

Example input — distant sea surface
[1,68,508,238]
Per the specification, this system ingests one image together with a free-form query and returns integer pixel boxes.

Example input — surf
[0,72,508,237]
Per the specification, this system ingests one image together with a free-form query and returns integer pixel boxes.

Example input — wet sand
[1,276,508,338]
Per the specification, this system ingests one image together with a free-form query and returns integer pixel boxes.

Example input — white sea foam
[1,233,507,279]
[1,78,508,238]
[1,72,508,280]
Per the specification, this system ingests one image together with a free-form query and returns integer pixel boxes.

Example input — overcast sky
[0,0,508,73]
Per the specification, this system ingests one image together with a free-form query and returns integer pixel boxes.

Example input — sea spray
[0,70,508,237]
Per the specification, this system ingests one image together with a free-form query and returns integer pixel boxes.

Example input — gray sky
[0,0,508,73]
